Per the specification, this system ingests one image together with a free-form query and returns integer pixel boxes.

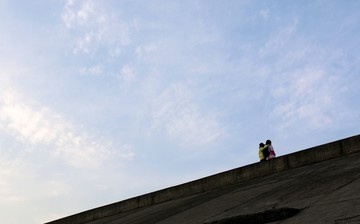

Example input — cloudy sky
[1,0,360,223]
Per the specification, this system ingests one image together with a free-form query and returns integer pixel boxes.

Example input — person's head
[266,140,272,145]
[259,143,265,148]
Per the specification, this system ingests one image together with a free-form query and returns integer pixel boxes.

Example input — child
[266,139,276,159]
[259,143,269,161]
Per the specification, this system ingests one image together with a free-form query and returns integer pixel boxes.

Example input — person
[258,143,269,162]
[266,139,276,159]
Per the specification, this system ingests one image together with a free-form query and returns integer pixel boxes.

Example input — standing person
[266,139,276,159]
[259,143,269,162]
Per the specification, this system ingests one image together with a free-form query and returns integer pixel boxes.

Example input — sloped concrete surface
[46,135,360,224]
[79,152,360,224]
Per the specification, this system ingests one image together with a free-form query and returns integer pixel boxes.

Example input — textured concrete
[45,134,360,224]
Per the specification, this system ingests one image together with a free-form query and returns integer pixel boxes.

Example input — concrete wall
[45,134,360,224]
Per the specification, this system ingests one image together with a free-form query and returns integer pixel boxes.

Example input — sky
[0,0,360,223]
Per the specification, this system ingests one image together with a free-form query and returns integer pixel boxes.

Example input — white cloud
[62,0,95,28]
[0,90,57,145]
[135,44,159,61]
[80,64,103,75]
[118,64,136,83]
[0,88,132,168]
[259,20,298,57]
[62,0,131,55]
[293,67,323,98]
[152,83,224,145]
[272,67,337,129]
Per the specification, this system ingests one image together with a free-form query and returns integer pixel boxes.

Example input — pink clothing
[267,145,276,159]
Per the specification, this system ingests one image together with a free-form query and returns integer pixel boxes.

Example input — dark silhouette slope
[45,134,360,224]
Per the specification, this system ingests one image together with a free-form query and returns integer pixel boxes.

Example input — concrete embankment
[45,134,360,224]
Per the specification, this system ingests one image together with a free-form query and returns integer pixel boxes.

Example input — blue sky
[1,1,360,223]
